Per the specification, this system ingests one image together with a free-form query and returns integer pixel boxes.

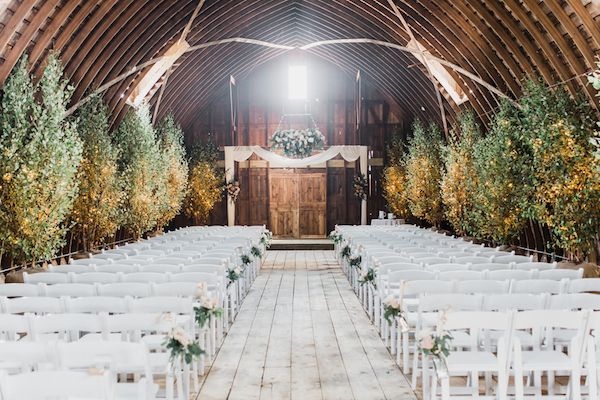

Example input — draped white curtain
[224,146,369,226]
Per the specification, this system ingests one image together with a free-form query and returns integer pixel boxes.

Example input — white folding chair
[493,254,534,264]
[538,268,584,280]
[70,272,119,284]
[438,270,485,281]
[97,282,152,298]
[511,279,565,294]
[150,282,198,297]
[513,261,557,271]
[49,264,94,273]
[427,263,469,272]
[70,257,111,266]
[40,283,96,297]
[23,272,68,284]
[0,283,40,297]
[0,341,55,373]
[568,278,600,294]
[488,269,534,281]
[0,314,29,341]
[94,264,139,273]
[152,257,185,266]
[512,310,589,399]
[414,257,450,265]
[469,262,509,272]
[454,256,493,265]
[121,272,169,283]
[1,296,62,314]
[0,370,115,400]
[29,313,103,342]
[429,311,512,400]
[138,264,182,273]
[455,280,510,294]
[64,296,130,314]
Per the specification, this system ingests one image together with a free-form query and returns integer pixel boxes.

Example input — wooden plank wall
[184,55,408,230]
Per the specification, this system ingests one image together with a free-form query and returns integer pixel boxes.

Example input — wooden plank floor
[196,250,416,400]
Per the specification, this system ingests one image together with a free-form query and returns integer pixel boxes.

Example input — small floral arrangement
[358,268,376,287]
[270,128,325,158]
[260,230,273,248]
[383,295,404,326]
[349,255,362,269]
[328,230,343,244]
[241,254,252,266]
[251,245,263,258]
[420,310,452,376]
[194,296,224,329]
[223,180,241,203]
[227,266,242,287]
[340,245,351,260]
[353,173,368,200]
[163,326,204,364]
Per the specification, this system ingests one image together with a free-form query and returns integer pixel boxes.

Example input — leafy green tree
[405,120,444,226]
[519,80,599,256]
[115,104,164,239]
[70,95,123,251]
[155,114,188,230]
[184,142,223,225]
[471,100,529,244]
[382,130,410,218]
[0,54,82,264]
[441,112,481,236]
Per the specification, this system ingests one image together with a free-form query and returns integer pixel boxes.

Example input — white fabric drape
[224,146,369,226]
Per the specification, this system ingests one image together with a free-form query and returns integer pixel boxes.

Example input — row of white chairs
[370,253,538,267]
[24,271,221,285]
[49,261,228,274]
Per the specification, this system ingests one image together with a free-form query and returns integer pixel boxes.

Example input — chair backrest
[487,269,533,281]
[23,272,68,284]
[120,272,169,283]
[513,261,556,271]
[0,370,113,400]
[427,263,469,272]
[418,293,483,313]
[70,272,119,284]
[181,264,224,275]
[455,280,510,294]
[103,312,173,337]
[379,263,423,274]
[549,293,600,311]
[511,279,565,294]
[150,282,198,297]
[469,263,509,272]
[454,256,493,265]
[373,256,413,265]
[152,257,186,266]
[29,313,103,341]
[41,283,96,297]
[568,278,600,294]
[513,309,587,331]
[493,254,534,264]
[437,270,485,281]
[58,340,152,378]
[443,310,512,332]
[403,280,455,297]
[409,252,440,260]
[414,257,450,266]
[483,293,547,311]
[197,256,229,266]
[0,314,29,341]
[70,257,110,266]
[2,296,63,314]
[0,341,55,371]
[94,264,138,273]
[64,296,130,313]
[0,283,40,297]
[138,263,182,273]
[538,268,583,280]
[94,253,126,261]
[49,264,94,273]
[388,270,436,282]
[97,282,151,297]
[129,296,193,314]
[170,272,220,284]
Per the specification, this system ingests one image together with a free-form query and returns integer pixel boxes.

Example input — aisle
[196,250,416,400]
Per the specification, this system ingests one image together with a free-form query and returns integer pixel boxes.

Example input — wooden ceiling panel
[0,0,597,133]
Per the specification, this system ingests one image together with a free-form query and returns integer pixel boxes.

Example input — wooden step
[269,239,333,251]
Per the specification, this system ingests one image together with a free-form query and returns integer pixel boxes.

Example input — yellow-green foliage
[116,104,164,239]
[155,115,188,229]
[441,112,481,236]
[0,54,82,264]
[71,95,123,251]
[184,144,222,225]
[405,120,444,226]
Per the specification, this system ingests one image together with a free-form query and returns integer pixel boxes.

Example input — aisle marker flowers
[359,267,376,287]
[328,230,343,244]
[227,266,243,287]
[194,296,224,329]
[163,326,204,364]
[383,281,407,330]
[419,309,452,378]
[251,245,263,258]
[340,245,351,260]
[349,255,362,269]
[260,230,273,248]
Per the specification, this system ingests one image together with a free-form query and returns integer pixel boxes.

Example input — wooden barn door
[269,169,326,238]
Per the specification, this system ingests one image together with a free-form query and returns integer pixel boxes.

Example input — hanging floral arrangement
[224,180,241,203]
[270,128,325,158]
[353,173,368,200]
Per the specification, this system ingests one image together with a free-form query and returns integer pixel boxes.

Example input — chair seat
[115,381,159,400]
[447,351,499,372]
[489,330,533,346]
[518,350,572,370]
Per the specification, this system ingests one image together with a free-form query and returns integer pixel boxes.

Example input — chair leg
[441,375,450,400]
[571,369,582,400]
[402,331,410,374]
[547,370,555,396]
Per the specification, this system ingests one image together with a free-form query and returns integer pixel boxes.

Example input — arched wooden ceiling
[0,0,598,133]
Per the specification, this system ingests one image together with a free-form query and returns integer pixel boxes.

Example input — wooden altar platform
[269,239,333,250]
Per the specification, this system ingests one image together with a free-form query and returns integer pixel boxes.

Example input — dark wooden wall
[185,55,409,230]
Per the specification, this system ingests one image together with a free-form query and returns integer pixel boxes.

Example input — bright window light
[288,65,307,100]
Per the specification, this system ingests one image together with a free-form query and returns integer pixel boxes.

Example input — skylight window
[288,65,307,100]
